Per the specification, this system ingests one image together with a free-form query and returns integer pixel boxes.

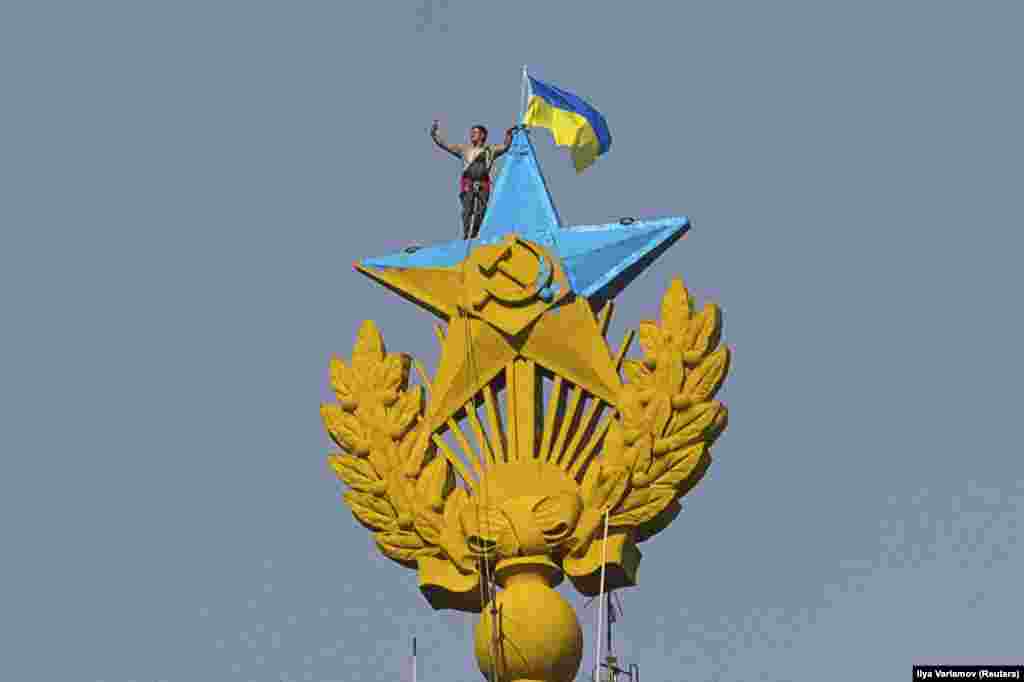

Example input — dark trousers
[460,189,489,239]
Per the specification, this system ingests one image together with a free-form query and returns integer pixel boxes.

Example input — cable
[456,178,500,682]
[594,508,610,682]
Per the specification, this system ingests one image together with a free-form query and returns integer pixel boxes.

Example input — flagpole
[519,65,529,124]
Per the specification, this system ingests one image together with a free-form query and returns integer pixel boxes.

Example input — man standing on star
[430,121,516,239]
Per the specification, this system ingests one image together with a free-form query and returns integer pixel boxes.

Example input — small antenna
[606,592,613,658]
[411,636,417,682]
[589,590,639,682]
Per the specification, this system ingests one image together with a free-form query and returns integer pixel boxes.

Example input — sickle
[476,236,554,307]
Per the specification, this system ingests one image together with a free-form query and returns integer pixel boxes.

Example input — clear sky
[2,1,1022,681]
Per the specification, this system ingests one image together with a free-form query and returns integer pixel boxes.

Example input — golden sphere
[474,560,583,682]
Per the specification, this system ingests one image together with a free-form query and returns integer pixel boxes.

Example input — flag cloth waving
[521,75,611,173]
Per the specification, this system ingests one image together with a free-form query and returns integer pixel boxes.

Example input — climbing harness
[461,175,492,195]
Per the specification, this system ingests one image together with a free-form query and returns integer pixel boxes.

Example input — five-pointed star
[353,129,690,432]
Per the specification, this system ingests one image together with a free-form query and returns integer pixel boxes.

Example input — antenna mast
[607,592,614,659]
[593,591,639,682]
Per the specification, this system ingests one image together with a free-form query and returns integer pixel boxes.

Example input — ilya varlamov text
[916,671,1021,680]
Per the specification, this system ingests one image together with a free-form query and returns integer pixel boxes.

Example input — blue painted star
[355,129,690,312]
[352,129,690,429]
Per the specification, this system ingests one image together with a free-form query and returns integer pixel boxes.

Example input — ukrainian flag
[521,75,611,173]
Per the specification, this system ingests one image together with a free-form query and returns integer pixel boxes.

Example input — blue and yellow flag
[521,75,611,173]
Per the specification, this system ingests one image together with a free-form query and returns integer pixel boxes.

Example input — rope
[455,186,501,682]
[458,117,569,682]
[594,508,610,682]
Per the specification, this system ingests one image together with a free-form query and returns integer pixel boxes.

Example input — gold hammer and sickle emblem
[469,235,554,310]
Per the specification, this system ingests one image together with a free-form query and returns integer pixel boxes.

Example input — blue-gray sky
[2,1,1022,681]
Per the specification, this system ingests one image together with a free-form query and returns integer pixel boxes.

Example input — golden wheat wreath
[321,277,729,610]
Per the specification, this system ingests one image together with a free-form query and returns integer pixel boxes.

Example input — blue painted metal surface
[357,128,690,305]
[477,129,562,240]
[360,238,472,271]
[556,218,690,298]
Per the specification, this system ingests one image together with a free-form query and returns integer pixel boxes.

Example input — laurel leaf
[375,530,433,564]
[634,497,683,544]
[709,406,729,443]
[414,507,444,546]
[388,385,423,437]
[637,321,662,360]
[581,464,631,513]
[677,451,713,498]
[567,465,626,556]
[629,435,656,484]
[329,357,357,408]
[443,487,469,527]
[622,360,652,388]
[566,508,603,558]
[688,302,722,358]
[682,345,731,404]
[618,386,649,429]
[660,278,690,336]
[648,393,673,439]
[386,463,423,528]
[398,427,430,479]
[321,404,368,455]
[654,351,685,398]
[327,453,381,493]
[416,455,455,512]
[352,320,385,377]
[381,354,409,394]
[377,529,425,550]
[656,402,727,455]
[343,490,396,531]
[661,399,720,439]
[651,443,707,489]
[610,487,676,527]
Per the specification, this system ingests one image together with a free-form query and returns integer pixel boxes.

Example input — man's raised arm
[430,120,463,158]
[492,126,517,157]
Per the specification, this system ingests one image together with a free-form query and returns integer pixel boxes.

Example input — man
[431,121,516,239]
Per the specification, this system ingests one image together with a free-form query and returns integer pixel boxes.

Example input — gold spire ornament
[322,269,729,682]
[322,122,729,682]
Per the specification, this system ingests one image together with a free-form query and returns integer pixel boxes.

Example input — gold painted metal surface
[321,270,731,681]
